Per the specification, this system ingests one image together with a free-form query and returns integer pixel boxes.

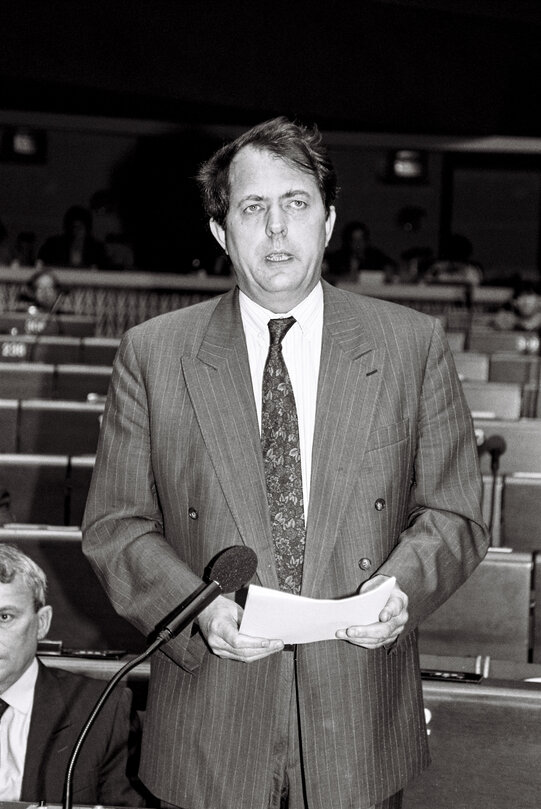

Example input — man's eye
[0,613,13,623]
[244,204,262,213]
[289,200,307,209]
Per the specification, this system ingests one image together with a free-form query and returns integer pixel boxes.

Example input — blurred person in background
[37,205,107,269]
[492,278,541,332]
[325,220,396,282]
[424,233,483,286]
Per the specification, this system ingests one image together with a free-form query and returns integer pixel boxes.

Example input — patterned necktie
[0,697,9,720]
[261,316,305,594]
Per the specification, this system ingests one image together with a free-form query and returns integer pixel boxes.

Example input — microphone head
[208,546,258,593]
[484,435,507,456]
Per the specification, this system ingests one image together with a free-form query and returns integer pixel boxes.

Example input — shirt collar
[239,282,323,340]
[1,657,38,716]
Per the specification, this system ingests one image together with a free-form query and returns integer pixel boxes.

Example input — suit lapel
[303,283,384,597]
[182,289,278,588]
[21,662,71,800]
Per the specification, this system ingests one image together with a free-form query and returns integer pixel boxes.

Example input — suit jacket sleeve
[82,328,209,671]
[377,318,489,632]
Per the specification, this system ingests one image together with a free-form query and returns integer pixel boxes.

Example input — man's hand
[197,595,284,662]
[335,575,408,649]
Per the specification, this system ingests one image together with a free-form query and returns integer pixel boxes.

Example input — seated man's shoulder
[43,664,131,713]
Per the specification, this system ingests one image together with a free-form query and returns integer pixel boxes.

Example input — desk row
[0,332,119,364]
[0,361,112,401]
[0,399,103,454]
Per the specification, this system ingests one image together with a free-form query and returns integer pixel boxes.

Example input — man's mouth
[266,252,292,262]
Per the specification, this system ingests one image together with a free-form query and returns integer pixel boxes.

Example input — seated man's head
[0,544,52,693]
[27,269,61,309]
[513,280,541,319]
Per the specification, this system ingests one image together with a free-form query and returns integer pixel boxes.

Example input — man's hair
[0,544,47,611]
[197,116,338,227]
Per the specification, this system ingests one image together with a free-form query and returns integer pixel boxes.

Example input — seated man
[0,543,147,805]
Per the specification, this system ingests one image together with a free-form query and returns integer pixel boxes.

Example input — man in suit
[82,117,489,809]
[0,542,145,805]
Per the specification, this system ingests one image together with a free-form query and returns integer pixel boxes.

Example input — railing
[1,265,512,338]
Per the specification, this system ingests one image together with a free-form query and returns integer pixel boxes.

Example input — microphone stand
[62,583,218,809]
[487,449,502,537]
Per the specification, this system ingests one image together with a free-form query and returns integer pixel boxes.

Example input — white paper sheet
[239,576,396,644]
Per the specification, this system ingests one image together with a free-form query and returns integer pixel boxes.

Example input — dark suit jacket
[82,281,489,809]
[20,661,145,806]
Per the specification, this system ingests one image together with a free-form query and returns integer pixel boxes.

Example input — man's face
[211,145,336,312]
[0,575,51,693]
[516,292,538,318]
[33,275,58,308]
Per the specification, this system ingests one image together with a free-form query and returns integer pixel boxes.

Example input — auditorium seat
[452,351,489,381]
[66,454,95,525]
[31,335,82,364]
[17,399,103,454]
[489,352,541,385]
[0,334,119,366]
[500,473,541,551]
[475,418,541,475]
[0,335,37,362]
[0,335,82,364]
[54,364,112,401]
[80,336,120,365]
[403,677,541,809]
[468,327,540,355]
[461,380,523,420]
[0,361,54,399]
[0,312,97,337]
[0,526,145,653]
[0,453,68,524]
[0,399,18,453]
[417,548,533,661]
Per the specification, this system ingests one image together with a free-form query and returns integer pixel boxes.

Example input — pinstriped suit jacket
[82,280,488,809]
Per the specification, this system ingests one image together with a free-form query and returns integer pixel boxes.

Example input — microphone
[484,435,506,473]
[152,545,258,643]
[62,545,257,809]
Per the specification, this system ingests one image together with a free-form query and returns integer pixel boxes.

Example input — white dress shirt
[0,658,38,800]
[239,282,324,517]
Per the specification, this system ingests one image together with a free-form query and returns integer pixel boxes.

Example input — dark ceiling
[1,0,541,137]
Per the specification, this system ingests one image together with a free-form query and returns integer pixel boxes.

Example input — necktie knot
[268,316,295,348]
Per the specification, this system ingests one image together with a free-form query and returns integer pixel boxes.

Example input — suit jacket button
[188,508,198,520]
[375,498,386,511]
[359,558,372,570]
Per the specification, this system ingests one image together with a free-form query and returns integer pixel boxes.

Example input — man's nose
[266,209,287,238]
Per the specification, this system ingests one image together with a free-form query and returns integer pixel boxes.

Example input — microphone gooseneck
[483,435,507,534]
[62,545,257,809]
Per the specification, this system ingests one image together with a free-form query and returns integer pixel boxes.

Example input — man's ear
[210,219,227,253]
[37,605,53,641]
[325,206,337,247]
